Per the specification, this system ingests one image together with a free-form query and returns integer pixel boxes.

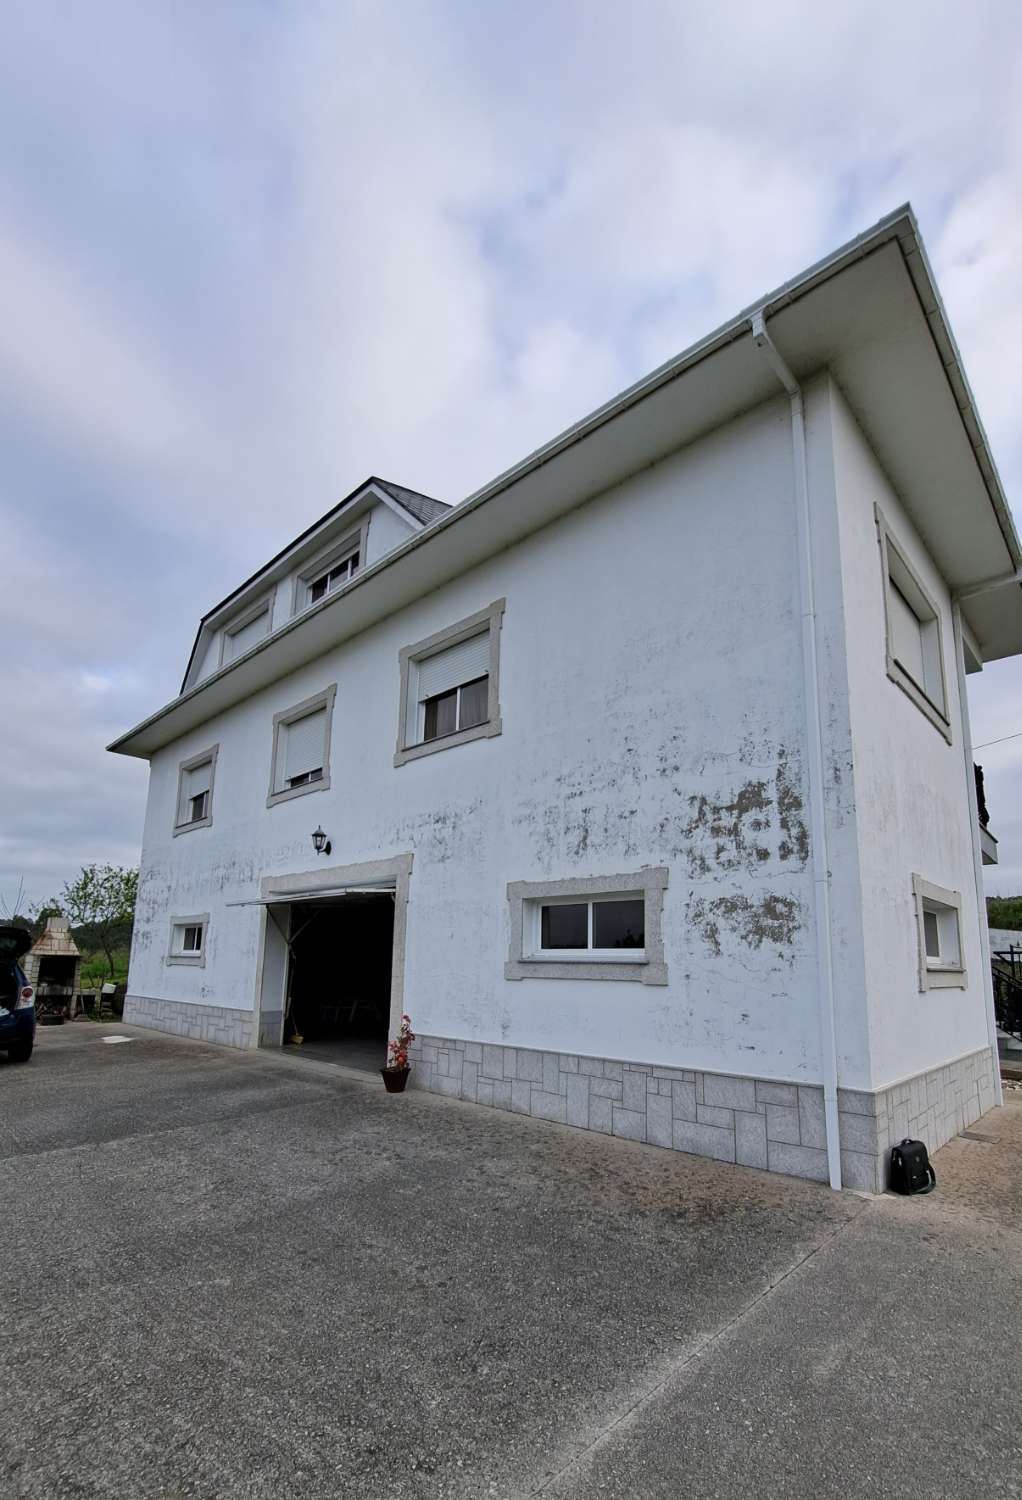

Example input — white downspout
[751,312,842,1190]
[951,602,1004,1108]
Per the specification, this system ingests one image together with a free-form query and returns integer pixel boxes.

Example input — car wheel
[7,1039,33,1063]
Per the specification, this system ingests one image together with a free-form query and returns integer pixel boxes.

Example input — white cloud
[3,0,1022,903]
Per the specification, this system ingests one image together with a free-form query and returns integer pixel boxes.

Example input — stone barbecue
[23,916,81,1007]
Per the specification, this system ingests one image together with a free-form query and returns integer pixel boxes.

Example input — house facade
[111,208,1022,1192]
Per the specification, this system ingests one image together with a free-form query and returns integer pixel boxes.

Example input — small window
[912,875,966,990]
[877,508,949,740]
[921,900,960,969]
[167,915,208,966]
[267,687,335,806]
[395,601,505,766]
[533,894,646,959]
[308,548,359,605]
[295,531,363,615]
[174,746,218,834]
[506,869,668,985]
[922,908,941,961]
[181,924,203,954]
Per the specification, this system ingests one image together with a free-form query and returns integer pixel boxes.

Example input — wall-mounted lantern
[311,826,331,857]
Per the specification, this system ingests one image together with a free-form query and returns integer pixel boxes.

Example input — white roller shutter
[178,758,212,822]
[183,761,211,800]
[225,609,269,661]
[417,630,490,700]
[284,708,326,781]
[888,583,924,686]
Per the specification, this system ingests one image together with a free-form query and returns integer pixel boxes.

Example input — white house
[110,207,1022,1192]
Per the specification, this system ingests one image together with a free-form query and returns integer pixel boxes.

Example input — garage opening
[280,892,395,1072]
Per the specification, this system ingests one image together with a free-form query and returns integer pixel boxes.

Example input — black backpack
[889,1138,936,1195]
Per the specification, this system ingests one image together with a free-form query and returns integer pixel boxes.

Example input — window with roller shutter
[174,745,218,833]
[876,506,950,741]
[395,600,505,766]
[267,686,336,806]
[222,604,271,664]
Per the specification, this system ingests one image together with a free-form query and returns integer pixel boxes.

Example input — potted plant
[381,1014,415,1092]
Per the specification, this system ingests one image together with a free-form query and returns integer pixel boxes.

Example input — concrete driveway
[2,1025,1020,1499]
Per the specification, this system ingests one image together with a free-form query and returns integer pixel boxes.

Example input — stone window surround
[173,744,219,835]
[394,599,505,767]
[218,594,273,668]
[166,913,209,967]
[912,873,967,991]
[266,684,337,808]
[290,521,368,618]
[876,505,951,743]
[505,867,669,985]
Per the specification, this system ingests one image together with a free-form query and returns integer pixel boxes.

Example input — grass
[78,948,130,989]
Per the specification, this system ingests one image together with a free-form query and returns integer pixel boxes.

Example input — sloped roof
[177,476,449,691]
[29,916,80,958]
[375,480,450,527]
[110,205,1022,760]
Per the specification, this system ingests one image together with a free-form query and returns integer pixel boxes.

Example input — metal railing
[992,946,1022,1043]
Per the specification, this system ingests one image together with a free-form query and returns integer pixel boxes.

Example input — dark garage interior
[284,893,394,1071]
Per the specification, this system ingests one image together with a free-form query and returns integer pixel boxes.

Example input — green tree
[58,865,138,980]
[988,896,1022,932]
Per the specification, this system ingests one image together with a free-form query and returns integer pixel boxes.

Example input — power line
[973,730,1022,751]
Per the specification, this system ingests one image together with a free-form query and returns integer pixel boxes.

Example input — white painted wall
[365,501,416,566]
[130,394,850,1084]
[194,632,222,684]
[827,377,989,1088]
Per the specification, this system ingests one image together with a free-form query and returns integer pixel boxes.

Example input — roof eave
[111,204,1019,756]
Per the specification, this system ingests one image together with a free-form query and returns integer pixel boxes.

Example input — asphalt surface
[2,1025,1020,1499]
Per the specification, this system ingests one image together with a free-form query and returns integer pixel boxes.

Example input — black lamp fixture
[311,825,331,856]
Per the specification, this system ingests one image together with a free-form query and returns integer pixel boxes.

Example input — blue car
[0,926,35,1063]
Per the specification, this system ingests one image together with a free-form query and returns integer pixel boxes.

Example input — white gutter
[951,601,1004,1108]
[751,311,842,1191]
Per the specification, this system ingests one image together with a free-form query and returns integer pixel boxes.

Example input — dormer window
[221,601,271,665]
[296,530,363,614]
[309,548,359,604]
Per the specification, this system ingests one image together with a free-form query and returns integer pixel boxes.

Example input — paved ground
[2,1025,1021,1499]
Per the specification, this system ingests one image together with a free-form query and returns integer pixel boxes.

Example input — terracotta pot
[381,1066,410,1093]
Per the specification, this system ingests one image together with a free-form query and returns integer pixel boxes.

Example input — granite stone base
[123,994,254,1049]
[407,1035,998,1192]
[871,1047,997,1180]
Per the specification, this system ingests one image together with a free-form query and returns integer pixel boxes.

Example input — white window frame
[912,875,966,991]
[292,524,367,617]
[173,745,219,835]
[167,913,209,967]
[527,891,648,962]
[394,599,505,766]
[267,685,336,807]
[219,597,273,667]
[876,507,951,742]
[506,868,668,985]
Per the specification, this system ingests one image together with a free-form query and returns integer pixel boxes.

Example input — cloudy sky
[2,1,1020,912]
